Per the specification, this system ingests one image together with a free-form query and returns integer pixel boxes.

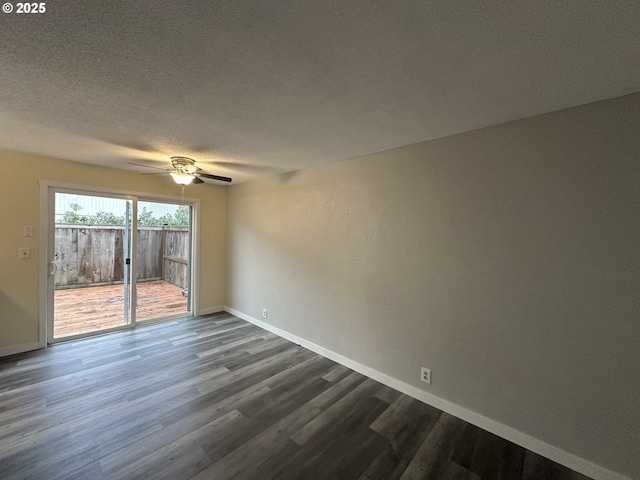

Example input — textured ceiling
[1,1,639,184]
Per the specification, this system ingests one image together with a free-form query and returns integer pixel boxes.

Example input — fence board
[54,226,189,289]
[138,228,163,280]
[163,227,189,288]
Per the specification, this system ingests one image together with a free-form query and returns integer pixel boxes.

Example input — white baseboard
[224,306,631,480]
[197,305,225,316]
[0,341,45,358]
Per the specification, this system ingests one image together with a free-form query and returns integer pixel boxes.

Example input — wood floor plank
[451,424,526,479]
[398,412,469,480]
[522,450,593,480]
[203,378,332,464]
[321,363,352,382]
[290,377,389,446]
[0,314,596,480]
[309,370,369,410]
[289,400,389,480]
[101,410,245,479]
[191,406,317,480]
[363,395,442,480]
[275,395,391,480]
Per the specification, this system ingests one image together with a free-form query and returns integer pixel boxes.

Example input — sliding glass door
[46,188,194,342]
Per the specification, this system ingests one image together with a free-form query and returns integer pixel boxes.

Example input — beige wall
[226,93,640,479]
[0,150,227,351]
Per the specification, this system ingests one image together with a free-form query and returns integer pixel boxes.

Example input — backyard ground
[54,280,187,338]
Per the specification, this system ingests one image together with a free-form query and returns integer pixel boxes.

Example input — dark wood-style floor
[54,280,187,338]
[0,314,592,480]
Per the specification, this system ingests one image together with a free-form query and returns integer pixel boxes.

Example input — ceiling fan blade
[192,176,204,184]
[127,161,169,171]
[199,173,233,183]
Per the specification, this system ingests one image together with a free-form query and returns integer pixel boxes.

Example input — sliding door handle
[49,261,58,275]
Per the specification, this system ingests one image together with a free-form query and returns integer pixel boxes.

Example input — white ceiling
[1,1,639,184]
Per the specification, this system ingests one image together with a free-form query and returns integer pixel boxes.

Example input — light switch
[19,248,31,259]
[23,226,33,237]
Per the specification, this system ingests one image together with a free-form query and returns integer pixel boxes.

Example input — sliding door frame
[38,180,201,345]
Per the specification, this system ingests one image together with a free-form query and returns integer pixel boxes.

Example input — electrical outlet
[420,367,431,384]
[262,308,268,319]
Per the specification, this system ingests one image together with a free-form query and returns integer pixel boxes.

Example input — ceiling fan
[128,157,232,185]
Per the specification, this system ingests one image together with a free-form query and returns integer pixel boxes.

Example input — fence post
[161,225,167,281]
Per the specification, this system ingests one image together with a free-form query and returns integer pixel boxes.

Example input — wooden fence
[54,225,189,289]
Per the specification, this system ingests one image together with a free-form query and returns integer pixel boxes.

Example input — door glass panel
[136,201,190,321]
[52,192,132,338]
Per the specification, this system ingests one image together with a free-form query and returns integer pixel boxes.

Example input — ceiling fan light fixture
[170,171,194,185]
